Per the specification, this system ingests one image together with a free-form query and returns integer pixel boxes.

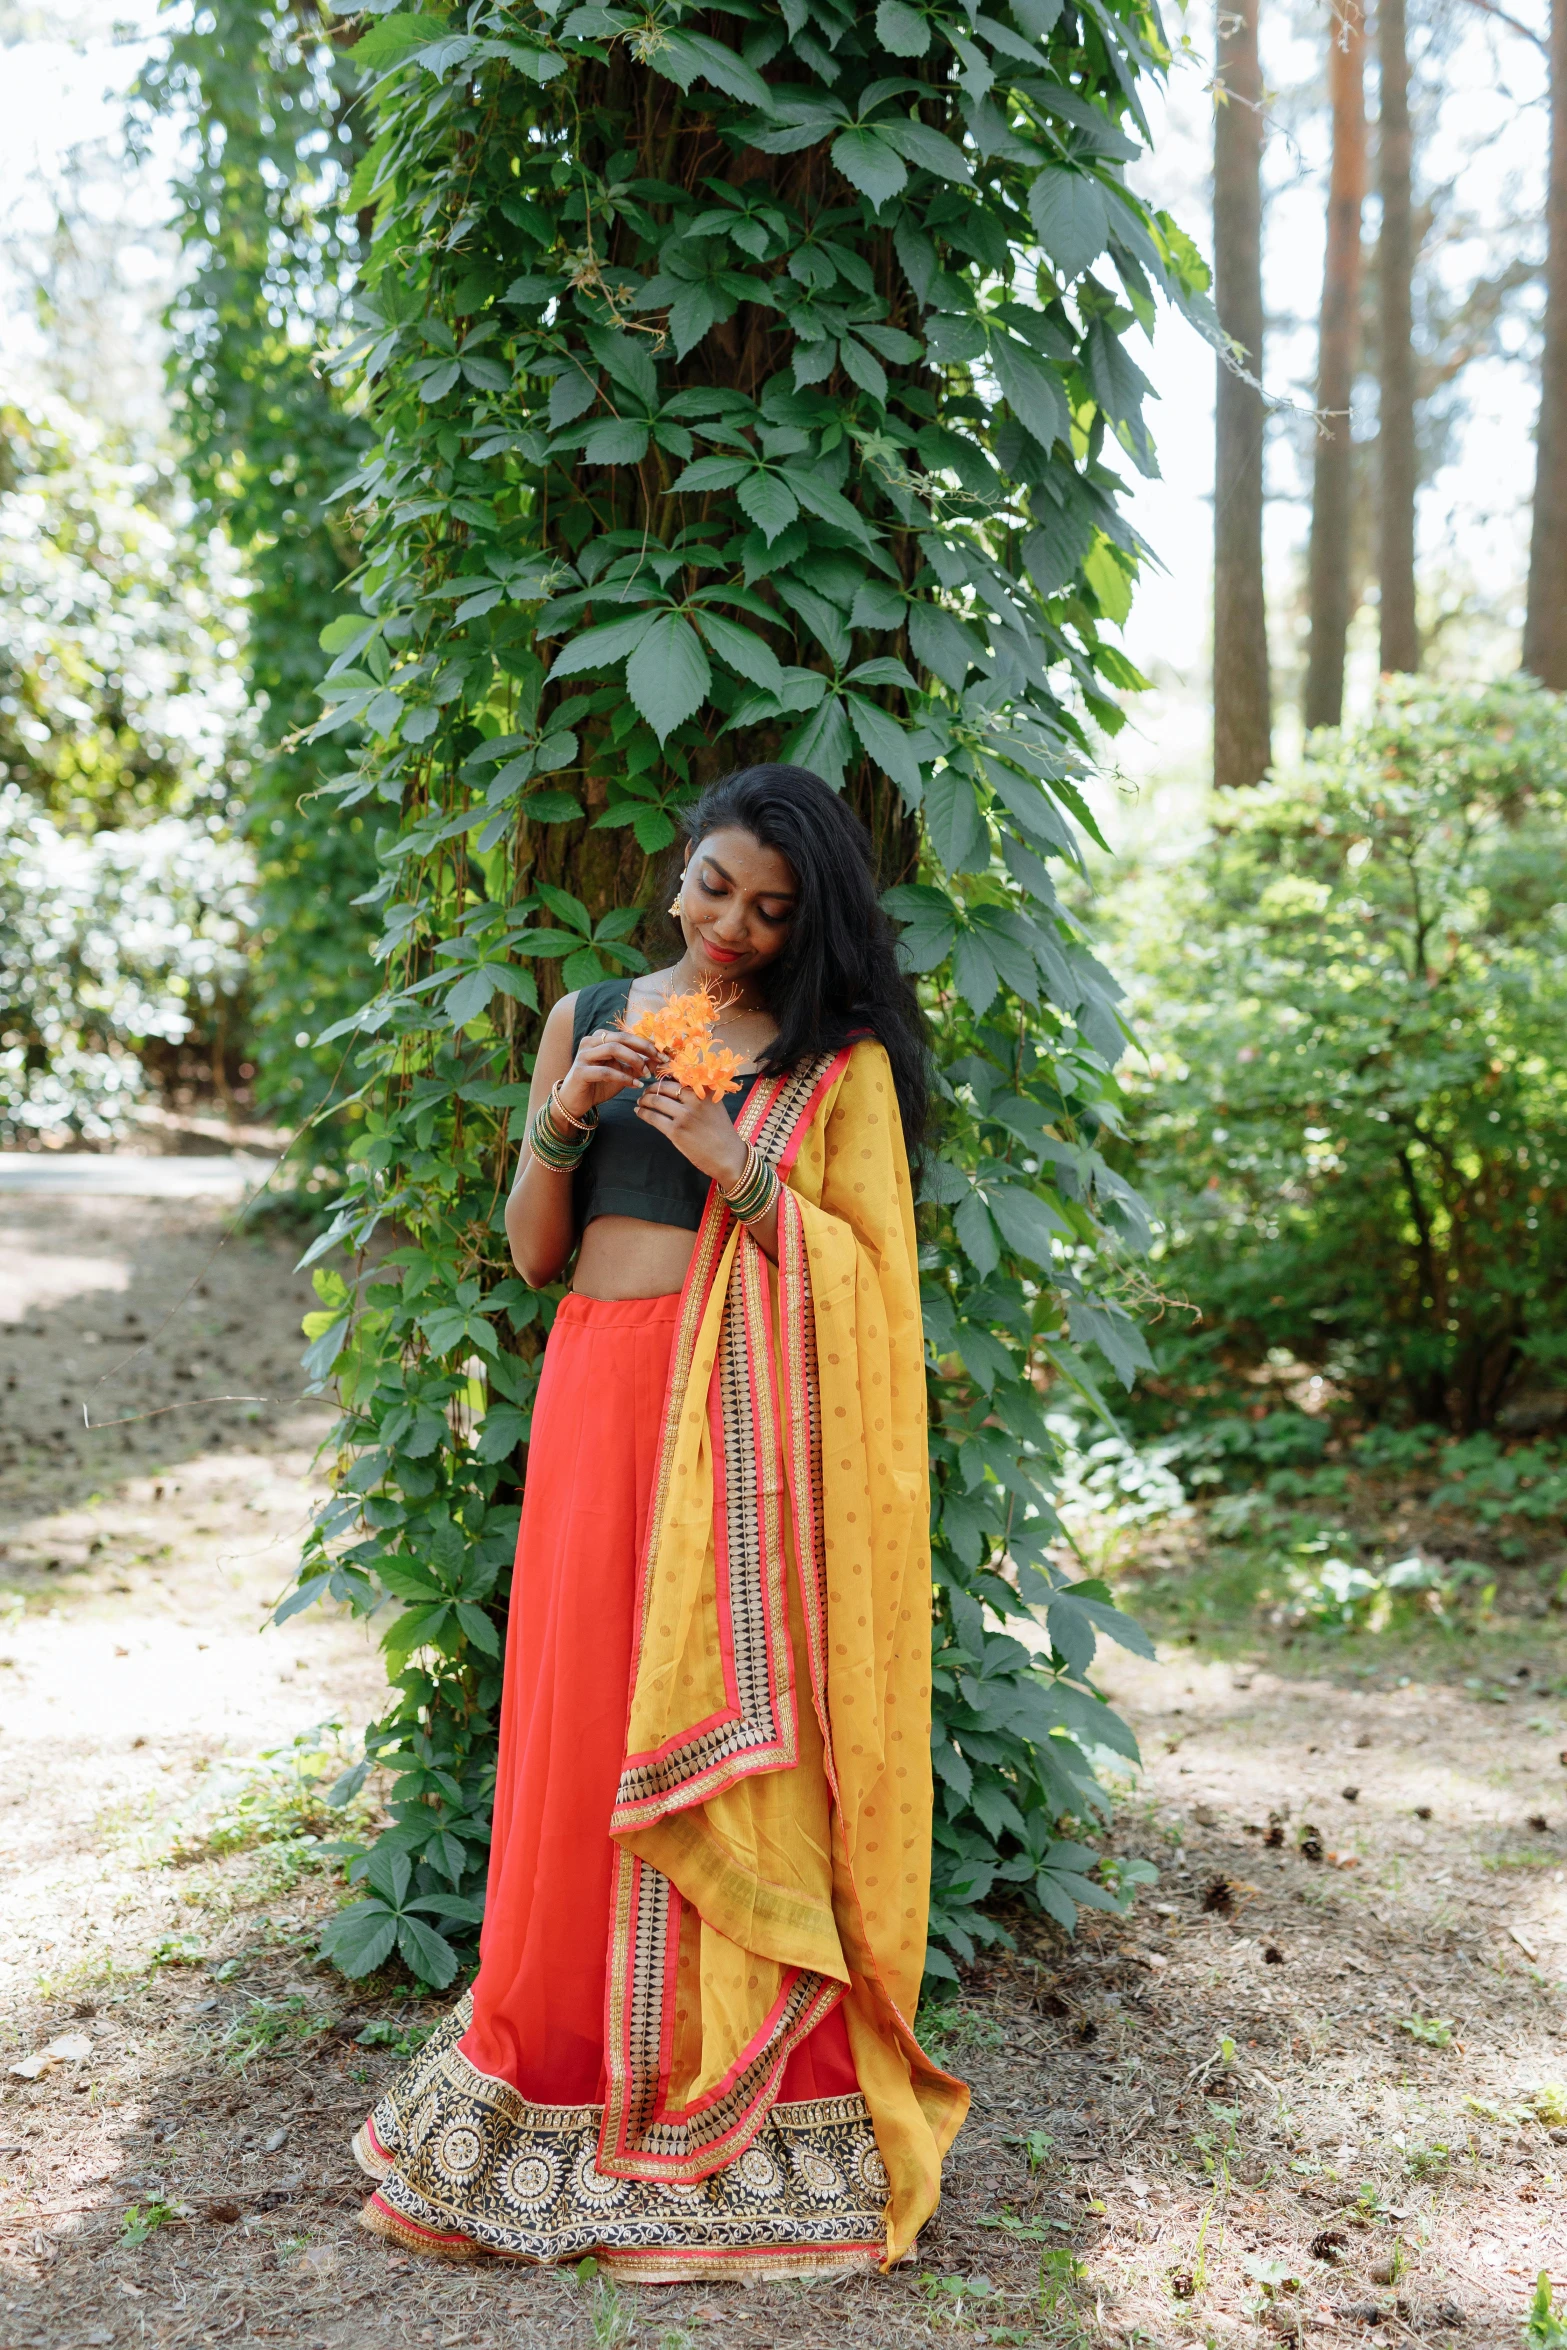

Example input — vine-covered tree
[277,0,1204,1987]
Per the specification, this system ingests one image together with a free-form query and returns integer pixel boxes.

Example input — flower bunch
[623,984,744,1101]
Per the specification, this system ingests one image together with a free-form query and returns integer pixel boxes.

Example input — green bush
[1124,677,1567,1432]
[0,784,253,1142]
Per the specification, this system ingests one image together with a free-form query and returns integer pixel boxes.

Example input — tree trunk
[1377,0,1419,674]
[1525,0,1567,685]
[1304,0,1367,731]
[1212,0,1273,789]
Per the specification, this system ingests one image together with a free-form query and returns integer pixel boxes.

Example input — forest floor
[3,1190,1566,2350]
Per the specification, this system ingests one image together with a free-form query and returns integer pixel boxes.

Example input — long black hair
[677,764,930,1159]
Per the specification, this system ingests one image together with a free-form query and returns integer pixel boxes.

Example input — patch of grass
[1398,2015,1455,2048]
[1481,1849,1560,1872]
[221,1994,333,2069]
[914,2004,1005,2066]
[164,1722,371,1877]
[120,2200,182,2246]
[1526,2270,1567,2350]
[147,1933,207,1970]
[354,2018,434,2059]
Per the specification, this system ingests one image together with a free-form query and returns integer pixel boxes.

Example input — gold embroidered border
[351,1996,890,2270]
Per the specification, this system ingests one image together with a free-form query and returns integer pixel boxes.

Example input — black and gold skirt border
[350,1996,890,2279]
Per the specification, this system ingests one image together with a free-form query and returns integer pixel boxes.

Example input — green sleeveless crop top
[569,978,760,1235]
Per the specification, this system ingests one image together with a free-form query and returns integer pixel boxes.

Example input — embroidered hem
[351,1997,891,2276]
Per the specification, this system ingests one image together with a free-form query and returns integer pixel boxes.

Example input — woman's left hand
[634,1078,749,1188]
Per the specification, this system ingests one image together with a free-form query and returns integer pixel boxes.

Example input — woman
[352,764,967,2281]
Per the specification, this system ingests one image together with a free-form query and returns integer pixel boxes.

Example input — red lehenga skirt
[352,1291,890,2279]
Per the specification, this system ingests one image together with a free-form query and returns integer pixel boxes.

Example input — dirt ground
[2,1193,1566,2349]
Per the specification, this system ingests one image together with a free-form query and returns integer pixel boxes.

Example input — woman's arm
[505,997,658,1285]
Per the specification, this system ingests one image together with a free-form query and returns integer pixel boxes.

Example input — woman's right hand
[557,1025,660,1121]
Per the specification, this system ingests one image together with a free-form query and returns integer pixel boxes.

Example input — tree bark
[1525,0,1567,685]
[1304,0,1367,731]
[1213,0,1273,789]
[1377,0,1419,673]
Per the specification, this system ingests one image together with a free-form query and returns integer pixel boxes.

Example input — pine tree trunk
[1377,0,1419,675]
[1304,0,1367,731]
[1213,0,1272,790]
[1525,0,1567,686]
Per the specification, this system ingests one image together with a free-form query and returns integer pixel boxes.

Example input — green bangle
[528,1093,592,1172]
[721,1143,780,1224]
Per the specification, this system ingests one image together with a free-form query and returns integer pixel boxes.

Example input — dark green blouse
[569,978,759,1234]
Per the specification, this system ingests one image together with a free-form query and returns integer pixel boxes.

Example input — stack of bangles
[720,1142,780,1226]
[527,1080,597,1172]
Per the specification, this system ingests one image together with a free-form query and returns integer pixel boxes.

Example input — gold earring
[668,896,683,918]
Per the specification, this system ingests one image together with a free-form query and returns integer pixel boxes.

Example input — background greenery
[1113,677,1567,1437]
[251,0,1207,1990]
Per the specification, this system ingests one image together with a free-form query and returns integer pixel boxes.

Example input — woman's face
[676,827,798,986]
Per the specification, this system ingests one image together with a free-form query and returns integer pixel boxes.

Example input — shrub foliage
[1127,678,1567,1434]
[263,0,1204,1983]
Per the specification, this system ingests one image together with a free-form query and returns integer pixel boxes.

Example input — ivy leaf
[952,929,1001,1014]
[991,337,1069,453]
[876,0,930,51]
[879,117,972,183]
[1029,169,1111,279]
[1066,1299,1154,1388]
[695,610,786,695]
[988,1181,1071,1267]
[474,1403,528,1462]
[923,765,990,872]
[626,613,710,742]
[846,695,924,799]
[580,417,650,465]
[738,469,800,542]
[831,126,909,207]
[317,1901,400,1978]
[837,336,888,402]
[954,1190,1001,1275]
[548,369,598,428]
[669,454,752,493]
[547,609,659,678]
[394,1912,460,1989]
[781,693,854,791]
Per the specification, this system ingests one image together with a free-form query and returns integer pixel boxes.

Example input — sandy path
[1,1194,1564,2348]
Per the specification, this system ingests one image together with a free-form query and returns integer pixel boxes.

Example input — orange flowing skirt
[355,1290,886,2277]
[462,1288,857,2104]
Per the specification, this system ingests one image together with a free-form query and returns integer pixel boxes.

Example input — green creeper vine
[250,0,1210,1988]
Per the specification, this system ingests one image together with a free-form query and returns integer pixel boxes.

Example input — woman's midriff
[571,1213,699,1300]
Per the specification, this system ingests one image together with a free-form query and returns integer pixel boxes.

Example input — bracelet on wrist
[720,1142,780,1225]
[550,1078,597,1134]
[528,1089,594,1172]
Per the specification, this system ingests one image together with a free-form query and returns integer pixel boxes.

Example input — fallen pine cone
[1201,1875,1235,1915]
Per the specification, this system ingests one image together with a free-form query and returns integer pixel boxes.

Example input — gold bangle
[550,1078,597,1134]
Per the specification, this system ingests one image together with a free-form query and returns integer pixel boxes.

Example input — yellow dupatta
[597,1037,968,2264]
